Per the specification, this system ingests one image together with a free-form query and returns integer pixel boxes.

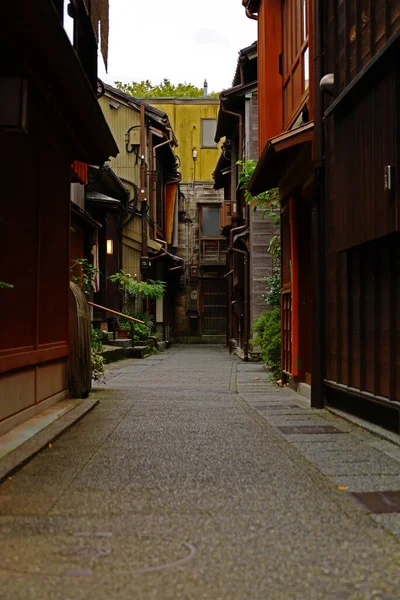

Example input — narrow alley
[1,347,400,599]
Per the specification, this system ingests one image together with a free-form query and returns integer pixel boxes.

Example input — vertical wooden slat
[390,244,396,400]
[347,251,353,388]
[369,0,374,56]
[355,0,361,71]
[289,198,299,376]
[384,0,390,39]
[373,248,380,395]
[336,252,342,383]
[344,0,350,85]
[359,247,365,391]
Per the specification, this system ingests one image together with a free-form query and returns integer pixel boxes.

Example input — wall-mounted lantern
[106,239,114,255]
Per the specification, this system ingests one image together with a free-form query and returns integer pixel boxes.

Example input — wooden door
[201,279,227,335]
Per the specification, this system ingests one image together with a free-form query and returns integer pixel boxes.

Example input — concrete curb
[0,399,99,484]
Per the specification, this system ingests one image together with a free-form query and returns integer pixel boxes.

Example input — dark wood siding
[328,0,400,94]
[326,234,400,402]
[332,67,398,250]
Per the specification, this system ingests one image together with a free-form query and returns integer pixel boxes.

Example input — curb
[0,399,99,484]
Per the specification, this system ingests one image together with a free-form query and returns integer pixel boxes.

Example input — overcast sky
[97,0,257,93]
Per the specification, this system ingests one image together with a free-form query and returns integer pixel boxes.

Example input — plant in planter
[117,311,153,342]
[108,270,165,312]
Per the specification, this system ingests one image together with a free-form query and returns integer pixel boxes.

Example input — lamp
[192,147,198,161]
[106,239,114,255]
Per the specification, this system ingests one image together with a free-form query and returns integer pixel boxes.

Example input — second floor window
[201,119,218,148]
[201,206,221,236]
[282,0,310,126]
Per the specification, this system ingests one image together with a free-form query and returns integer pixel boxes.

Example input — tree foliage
[237,159,280,224]
[115,78,220,99]
[70,258,99,296]
[108,270,165,300]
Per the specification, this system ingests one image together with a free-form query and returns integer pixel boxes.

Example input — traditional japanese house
[0,1,117,432]
[243,0,315,397]
[147,96,224,343]
[321,1,400,428]
[98,85,182,340]
[213,43,275,359]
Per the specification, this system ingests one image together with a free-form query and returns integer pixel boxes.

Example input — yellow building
[147,97,226,342]
[147,98,221,183]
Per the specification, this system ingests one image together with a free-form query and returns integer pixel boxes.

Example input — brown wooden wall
[326,234,400,402]
[0,107,70,420]
[331,67,398,250]
[0,131,70,358]
[327,0,400,94]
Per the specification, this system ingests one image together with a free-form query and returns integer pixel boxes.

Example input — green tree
[115,78,220,99]
[237,159,280,224]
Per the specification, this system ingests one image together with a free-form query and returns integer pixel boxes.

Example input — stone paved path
[1,345,400,599]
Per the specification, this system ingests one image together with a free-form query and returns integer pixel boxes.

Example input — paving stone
[2,347,400,600]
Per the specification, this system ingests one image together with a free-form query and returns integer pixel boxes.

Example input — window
[201,206,220,236]
[201,119,218,148]
[282,0,309,125]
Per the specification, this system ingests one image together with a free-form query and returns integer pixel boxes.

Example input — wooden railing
[199,237,227,266]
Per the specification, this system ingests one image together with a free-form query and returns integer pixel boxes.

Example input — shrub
[91,352,106,382]
[252,308,281,379]
[91,328,105,382]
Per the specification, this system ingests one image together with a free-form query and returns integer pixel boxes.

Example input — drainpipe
[242,0,258,20]
[228,199,250,359]
[231,245,249,361]
[220,99,243,179]
[140,103,148,261]
[311,0,325,408]
[151,128,174,238]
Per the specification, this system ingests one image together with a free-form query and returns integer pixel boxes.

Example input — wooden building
[321,1,400,428]
[243,0,400,429]
[244,0,315,395]
[98,85,182,340]
[0,1,117,433]
[147,97,225,343]
[213,43,274,359]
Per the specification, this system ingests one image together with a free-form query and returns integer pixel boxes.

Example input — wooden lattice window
[282,0,310,126]
[335,0,400,93]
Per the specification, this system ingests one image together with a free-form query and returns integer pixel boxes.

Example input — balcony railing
[199,237,227,266]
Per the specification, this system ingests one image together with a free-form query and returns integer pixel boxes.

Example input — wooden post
[289,197,299,376]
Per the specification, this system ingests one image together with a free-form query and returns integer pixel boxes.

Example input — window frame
[201,118,218,149]
[199,204,222,237]
[282,0,310,128]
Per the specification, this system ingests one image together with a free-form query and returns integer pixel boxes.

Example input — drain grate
[352,491,400,514]
[278,425,341,435]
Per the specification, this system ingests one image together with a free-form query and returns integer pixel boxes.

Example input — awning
[71,202,101,230]
[86,191,121,206]
[248,122,314,195]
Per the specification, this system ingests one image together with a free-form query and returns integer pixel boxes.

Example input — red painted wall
[0,122,70,378]
[258,0,283,153]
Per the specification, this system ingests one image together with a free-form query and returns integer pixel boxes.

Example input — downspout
[242,0,258,20]
[140,103,148,261]
[229,203,250,360]
[231,245,249,361]
[220,98,243,164]
[152,128,174,238]
[245,7,258,20]
[311,0,325,408]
